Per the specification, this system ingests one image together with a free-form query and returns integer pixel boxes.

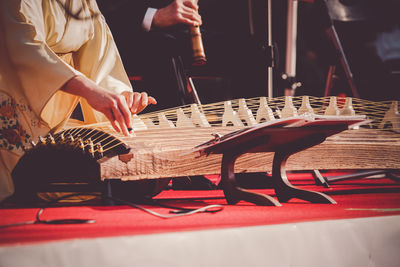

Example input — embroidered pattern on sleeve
[0,94,32,152]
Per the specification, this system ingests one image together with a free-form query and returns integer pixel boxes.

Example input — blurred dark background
[99,0,400,108]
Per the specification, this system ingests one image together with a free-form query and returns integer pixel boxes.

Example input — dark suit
[98,0,174,33]
[98,0,276,108]
[97,0,193,111]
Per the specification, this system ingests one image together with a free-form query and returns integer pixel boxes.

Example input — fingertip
[128,93,134,107]
[112,124,121,133]
[121,126,129,137]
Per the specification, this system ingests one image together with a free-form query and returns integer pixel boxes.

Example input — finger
[179,17,201,27]
[111,104,129,136]
[110,120,120,134]
[104,110,121,134]
[180,5,201,20]
[131,92,141,114]
[137,96,157,114]
[179,10,202,25]
[183,0,198,10]
[148,96,157,105]
[125,91,134,109]
[117,96,133,133]
[141,92,148,107]
[135,92,149,114]
[184,14,202,25]
[181,4,199,13]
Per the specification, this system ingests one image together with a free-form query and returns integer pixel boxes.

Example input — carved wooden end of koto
[10,127,175,206]
[196,120,354,206]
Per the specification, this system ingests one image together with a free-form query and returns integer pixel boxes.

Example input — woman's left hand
[122,91,157,115]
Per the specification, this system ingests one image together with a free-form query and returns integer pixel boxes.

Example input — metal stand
[323,24,360,97]
[283,0,302,96]
[313,169,400,186]
[248,0,276,98]
[282,0,361,183]
[267,0,274,99]
[282,0,360,98]
[312,169,330,188]
[172,56,202,106]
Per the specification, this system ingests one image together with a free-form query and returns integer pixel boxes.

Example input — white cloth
[0,0,132,201]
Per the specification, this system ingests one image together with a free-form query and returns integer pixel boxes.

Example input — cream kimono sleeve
[0,0,82,130]
[0,0,81,201]
[70,5,133,124]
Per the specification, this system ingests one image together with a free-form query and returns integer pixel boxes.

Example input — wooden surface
[99,127,400,181]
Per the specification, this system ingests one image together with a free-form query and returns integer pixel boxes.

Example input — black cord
[0,193,98,229]
[35,193,98,225]
[0,192,224,229]
[149,199,223,214]
[0,220,36,229]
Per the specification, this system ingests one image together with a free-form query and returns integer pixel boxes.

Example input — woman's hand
[61,75,156,136]
[122,91,157,115]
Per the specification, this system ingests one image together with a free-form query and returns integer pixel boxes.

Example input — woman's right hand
[61,75,149,136]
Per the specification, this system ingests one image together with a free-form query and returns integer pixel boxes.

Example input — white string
[51,96,399,169]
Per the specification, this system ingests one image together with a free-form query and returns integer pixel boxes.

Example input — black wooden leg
[220,151,281,206]
[272,151,336,204]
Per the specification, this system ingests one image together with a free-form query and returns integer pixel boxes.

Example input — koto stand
[198,120,354,206]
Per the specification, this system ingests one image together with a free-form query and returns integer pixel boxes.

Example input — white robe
[0,0,132,201]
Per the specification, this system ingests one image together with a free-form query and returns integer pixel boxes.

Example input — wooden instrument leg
[271,137,336,204]
[220,150,281,206]
[219,132,338,206]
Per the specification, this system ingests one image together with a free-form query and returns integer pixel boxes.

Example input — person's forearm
[61,75,97,99]
[61,76,156,136]
[61,75,133,136]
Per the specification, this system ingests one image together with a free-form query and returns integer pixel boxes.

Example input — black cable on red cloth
[0,192,224,229]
